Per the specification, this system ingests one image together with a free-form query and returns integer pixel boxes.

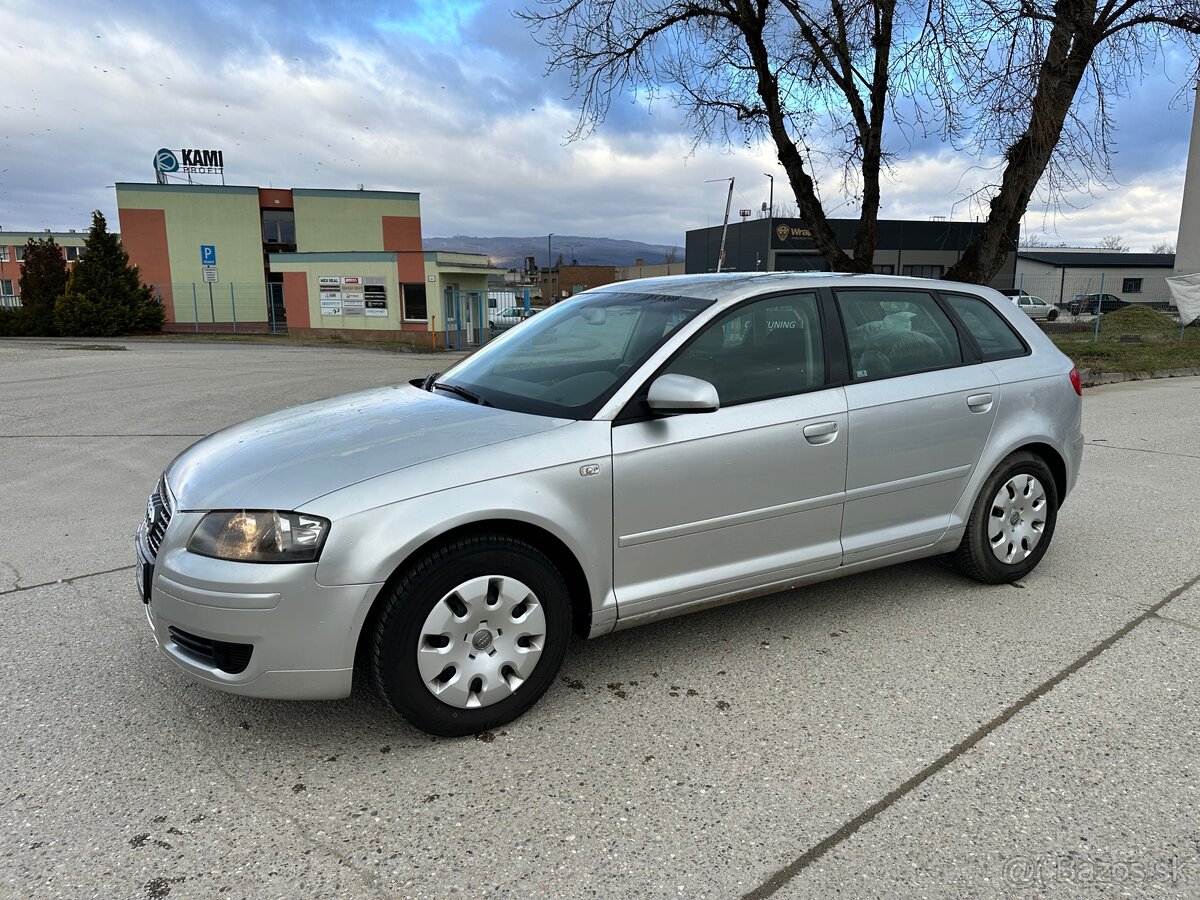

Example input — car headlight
[187,511,330,563]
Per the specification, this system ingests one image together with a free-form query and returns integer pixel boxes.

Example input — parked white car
[1000,290,1059,321]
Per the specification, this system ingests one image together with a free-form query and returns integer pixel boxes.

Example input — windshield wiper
[432,381,490,406]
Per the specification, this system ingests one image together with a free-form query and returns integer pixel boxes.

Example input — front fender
[308,431,616,634]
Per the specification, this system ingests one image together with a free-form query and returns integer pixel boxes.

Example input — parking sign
[200,245,217,266]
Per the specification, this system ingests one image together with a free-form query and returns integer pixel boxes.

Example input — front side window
[437,291,713,418]
[837,290,961,379]
[942,293,1026,361]
[662,292,825,406]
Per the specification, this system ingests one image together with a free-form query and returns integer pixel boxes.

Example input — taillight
[1068,367,1082,396]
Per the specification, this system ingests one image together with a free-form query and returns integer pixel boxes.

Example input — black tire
[370,534,571,736]
[953,451,1059,584]
[1046,309,1058,322]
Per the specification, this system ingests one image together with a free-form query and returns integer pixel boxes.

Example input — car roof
[587,271,1000,307]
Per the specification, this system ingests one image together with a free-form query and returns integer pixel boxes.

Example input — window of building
[65,246,83,261]
[0,247,8,262]
[15,246,26,262]
[663,292,826,406]
[901,264,943,279]
[261,209,296,245]
[1122,277,1143,294]
[941,293,1027,361]
[402,283,428,320]
[836,289,961,380]
[873,264,895,275]
[1,279,13,296]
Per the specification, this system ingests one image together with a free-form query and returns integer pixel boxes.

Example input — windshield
[435,290,714,418]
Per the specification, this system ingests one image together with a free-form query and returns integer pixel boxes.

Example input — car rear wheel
[953,451,1059,584]
[370,534,572,736]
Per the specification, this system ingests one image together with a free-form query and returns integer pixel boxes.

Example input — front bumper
[136,518,382,700]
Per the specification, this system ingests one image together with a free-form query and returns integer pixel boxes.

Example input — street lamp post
[547,233,554,303]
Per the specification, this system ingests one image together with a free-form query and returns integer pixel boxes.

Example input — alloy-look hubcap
[417,575,546,709]
[988,474,1048,564]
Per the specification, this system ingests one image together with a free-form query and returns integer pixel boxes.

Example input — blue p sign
[200,244,217,265]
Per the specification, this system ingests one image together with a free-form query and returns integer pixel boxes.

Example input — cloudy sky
[1,0,1196,251]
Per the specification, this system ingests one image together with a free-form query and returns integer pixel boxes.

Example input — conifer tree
[17,237,69,336]
[55,210,165,336]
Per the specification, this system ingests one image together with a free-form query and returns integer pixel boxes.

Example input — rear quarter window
[942,293,1028,361]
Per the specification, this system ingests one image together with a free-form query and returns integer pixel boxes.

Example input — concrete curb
[1079,367,1200,387]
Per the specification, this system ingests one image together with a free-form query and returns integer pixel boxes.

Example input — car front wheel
[953,451,1059,584]
[370,534,571,736]
[1046,309,1058,321]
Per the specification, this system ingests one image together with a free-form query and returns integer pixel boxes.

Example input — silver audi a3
[135,273,1084,736]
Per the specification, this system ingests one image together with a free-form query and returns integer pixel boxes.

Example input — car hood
[166,384,567,511]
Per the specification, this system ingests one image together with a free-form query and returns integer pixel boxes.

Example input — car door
[835,288,1000,564]
[611,291,846,620]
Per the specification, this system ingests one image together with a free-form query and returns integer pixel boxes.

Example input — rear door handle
[967,393,993,413]
[803,421,839,445]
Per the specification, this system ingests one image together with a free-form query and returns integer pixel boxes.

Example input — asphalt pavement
[2,338,1198,899]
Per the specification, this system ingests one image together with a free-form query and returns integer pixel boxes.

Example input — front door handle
[967,393,993,413]
[803,421,839,445]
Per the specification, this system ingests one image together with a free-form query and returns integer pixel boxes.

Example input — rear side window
[835,290,961,380]
[942,293,1027,361]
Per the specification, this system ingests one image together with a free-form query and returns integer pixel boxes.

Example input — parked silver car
[488,305,543,332]
[136,273,1084,735]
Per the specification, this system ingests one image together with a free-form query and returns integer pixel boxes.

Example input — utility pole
[706,177,735,273]
[764,172,775,272]
[547,233,554,303]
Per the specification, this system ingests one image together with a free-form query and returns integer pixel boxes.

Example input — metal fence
[151,282,287,334]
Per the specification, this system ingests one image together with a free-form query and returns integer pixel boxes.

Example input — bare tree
[1151,240,1177,254]
[1098,234,1130,251]
[521,0,1200,282]
[665,245,681,264]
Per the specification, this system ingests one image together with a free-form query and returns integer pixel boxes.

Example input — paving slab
[770,591,1200,900]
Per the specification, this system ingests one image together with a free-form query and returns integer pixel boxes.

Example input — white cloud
[0,1,1192,254]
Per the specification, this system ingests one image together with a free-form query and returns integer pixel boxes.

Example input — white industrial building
[1015,249,1175,306]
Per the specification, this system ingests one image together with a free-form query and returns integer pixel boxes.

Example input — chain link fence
[151,282,287,334]
[986,271,1189,340]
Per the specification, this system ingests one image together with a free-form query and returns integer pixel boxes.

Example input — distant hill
[422,235,683,268]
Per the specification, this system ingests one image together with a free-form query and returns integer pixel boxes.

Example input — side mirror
[646,374,720,414]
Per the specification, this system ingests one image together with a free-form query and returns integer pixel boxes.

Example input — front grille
[145,476,174,559]
[168,626,254,675]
